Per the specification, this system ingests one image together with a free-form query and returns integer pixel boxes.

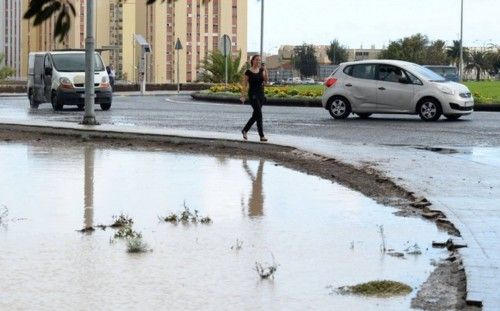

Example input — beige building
[7,0,247,83]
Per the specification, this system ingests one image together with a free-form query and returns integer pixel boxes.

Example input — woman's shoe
[260,136,268,142]
[242,130,248,140]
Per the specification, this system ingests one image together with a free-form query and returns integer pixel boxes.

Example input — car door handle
[345,83,352,87]
[378,87,386,90]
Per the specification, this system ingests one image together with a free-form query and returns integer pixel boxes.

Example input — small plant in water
[404,243,422,255]
[113,226,142,239]
[126,237,152,253]
[161,202,211,225]
[337,280,412,297]
[231,239,244,250]
[377,225,387,253]
[255,254,279,279]
[111,213,134,228]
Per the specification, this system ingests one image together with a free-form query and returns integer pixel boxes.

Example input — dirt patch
[0,128,470,308]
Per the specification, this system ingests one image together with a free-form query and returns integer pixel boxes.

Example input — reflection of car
[321,60,474,121]
[424,65,459,82]
[286,77,302,84]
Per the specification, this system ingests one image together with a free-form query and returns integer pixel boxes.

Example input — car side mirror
[399,77,410,84]
[44,67,52,76]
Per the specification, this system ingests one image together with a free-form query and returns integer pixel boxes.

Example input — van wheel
[77,104,84,111]
[418,98,442,121]
[51,92,63,111]
[100,103,111,111]
[28,89,40,109]
[328,97,351,119]
[356,113,372,119]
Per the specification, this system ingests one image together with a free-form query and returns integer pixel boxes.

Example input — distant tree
[447,40,469,67]
[24,0,210,42]
[465,51,491,81]
[326,40,348,65]
[486,50,500,75]
[200,50,245,83]
[379,33,429,64]
[425,40,449,65]
[0,54,15,81]
[292,44,318,78]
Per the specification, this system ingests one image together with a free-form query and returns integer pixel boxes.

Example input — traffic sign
[219,35,231,57]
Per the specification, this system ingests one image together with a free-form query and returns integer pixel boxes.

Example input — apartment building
[0,0,22,78]
[4,0,247,83]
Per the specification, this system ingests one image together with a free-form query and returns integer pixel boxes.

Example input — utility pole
[82,0,98,125]
[459,0,464,82]
[260,0,264,58]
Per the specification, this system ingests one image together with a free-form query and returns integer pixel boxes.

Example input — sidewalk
[0,118,499,309]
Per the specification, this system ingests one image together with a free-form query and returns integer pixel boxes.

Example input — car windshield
[51,53,105,72]
[406,64,446,82]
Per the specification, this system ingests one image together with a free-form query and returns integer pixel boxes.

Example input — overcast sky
[247,0,500,54]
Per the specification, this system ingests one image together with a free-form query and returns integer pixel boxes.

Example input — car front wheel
[418,99,442,121]
[328,97,351,119]
[51,92,63,111]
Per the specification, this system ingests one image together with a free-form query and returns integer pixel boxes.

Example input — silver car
[321,60,474,121]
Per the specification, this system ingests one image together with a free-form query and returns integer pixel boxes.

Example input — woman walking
[240,55,268,142]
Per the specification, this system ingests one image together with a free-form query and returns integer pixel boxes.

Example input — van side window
[351,64,376,80]
[44,55,52,71]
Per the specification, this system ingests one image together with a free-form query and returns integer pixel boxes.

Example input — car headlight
[437,85,455,95]
[59,77,73,89]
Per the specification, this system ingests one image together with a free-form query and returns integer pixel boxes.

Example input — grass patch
[464,81,500,104]
[338,280,412,297]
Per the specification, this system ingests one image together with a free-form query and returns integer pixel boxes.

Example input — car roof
[340,59,418,68]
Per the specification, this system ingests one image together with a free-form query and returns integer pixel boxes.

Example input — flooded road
[0,141,450,310]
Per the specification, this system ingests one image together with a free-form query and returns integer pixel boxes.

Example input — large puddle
[0,141,450,310]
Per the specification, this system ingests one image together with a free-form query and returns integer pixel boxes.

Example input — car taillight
[324,78,337,88]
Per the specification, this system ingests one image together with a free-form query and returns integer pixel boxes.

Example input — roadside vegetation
[206,81,499,104]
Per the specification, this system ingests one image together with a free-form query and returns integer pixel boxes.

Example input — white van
[27,51,112,111]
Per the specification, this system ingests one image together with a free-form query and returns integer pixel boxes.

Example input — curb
[191,92,500,111]
[191,92,322,107]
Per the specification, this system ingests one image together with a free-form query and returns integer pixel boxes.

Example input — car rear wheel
[328,97,351,119]
[418,99,442,121]
[444,114,462,121]
[356,113,372,119]
[51,92,63,111]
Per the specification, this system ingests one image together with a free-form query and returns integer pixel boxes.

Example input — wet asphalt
[1,94,500,147]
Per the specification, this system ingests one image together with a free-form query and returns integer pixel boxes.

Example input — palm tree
[447,40,469,68]
[199,50,246,83]
[465,51,491,81]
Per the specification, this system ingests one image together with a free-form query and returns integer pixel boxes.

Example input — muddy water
[0,141,450,310]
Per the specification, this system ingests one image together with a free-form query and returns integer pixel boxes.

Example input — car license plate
[465,101,473,107]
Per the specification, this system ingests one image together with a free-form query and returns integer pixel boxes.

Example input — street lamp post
[82,0,98,125]
[260,0,264,58]
[459,0,464,82]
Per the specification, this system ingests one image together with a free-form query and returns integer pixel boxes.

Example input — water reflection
[243,159,264,217]
[83,145,95,229]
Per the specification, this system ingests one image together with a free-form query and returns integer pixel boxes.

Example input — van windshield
[51,53,105,72]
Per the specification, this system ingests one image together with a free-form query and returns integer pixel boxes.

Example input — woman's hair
[250,54,261,67]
